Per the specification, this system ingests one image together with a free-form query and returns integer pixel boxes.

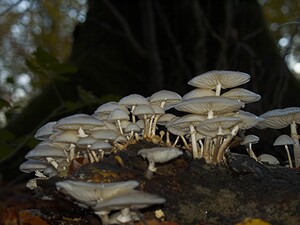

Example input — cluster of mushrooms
[19,70,300,224]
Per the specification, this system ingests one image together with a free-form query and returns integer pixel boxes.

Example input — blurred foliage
[260,0,300,74]
[0,0,87,123]
[26,47,78,84]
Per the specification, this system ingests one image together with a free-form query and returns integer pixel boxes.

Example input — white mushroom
[273,134,295,168]
[138,147,183,179]
[258,107,300,167]
[188,70,250,96]
[258,154,280,165]
[175,96,244,119]
[240,134,259,161]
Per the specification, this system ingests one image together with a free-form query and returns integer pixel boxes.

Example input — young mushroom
[273,134,295,168]
[240,134,259,161]
[138,147,183,179]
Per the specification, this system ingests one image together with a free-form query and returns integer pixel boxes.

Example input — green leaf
[34,47,59,69]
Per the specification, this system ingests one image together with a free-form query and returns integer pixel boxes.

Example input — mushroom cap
[25,144,66,160]
[196,116,241,137]
[34,121,57,140]
[76,136,97,148]
[54,114,103,131]
[257,154,280,165]
[257,107,300,129]
[107,109,130,122]
[157,113,177,126]
[175,96,244,115]
[150,105,165,115]
[183,89,215,100]
[138,147,183,163]
[52,130,80,144]
[222,88,261,104]
[167,126,187,136]
[91,129,120,141]
[273,134,295,146]
[56,180,139,207]
[19,159,49,173]
[92,189,165,211]
[149,90,182,109]
[229,110,263,130]
[124,123,141,133]
[240,134,260,145]
[167,114,206,128]
[132,104,154,117]
[188,70,250,90]
[90,140,112,150]
[119,94,149,107]
[94,102,129,115]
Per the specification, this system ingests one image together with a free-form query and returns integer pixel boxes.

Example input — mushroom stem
[211,136,223,164]
[247,143,258,161]
[117,120,124,134]
[144,160,157,180]
[165,131,172,146]
[284,145,293,168]
[203,137,212,163]
[216,125,239,163]
[189,125,199,158]
[180,135,190,149]
[198,139,204,157]
[46,157,59,169]
[215,82,222,96]
[172,136,180,147]
[290,121,300,167]
[78,127,88,138]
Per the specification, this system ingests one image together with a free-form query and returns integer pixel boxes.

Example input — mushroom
[258,107,300,167]
[118,94,149,123]
[25,143,67,169]
[175,96,244,119]
[138,147,183,179]
[273,134,295,168]
[188,70,250,96]
[167,114,205,158]
[149,90,182,110]
[107,109,130,134]
[182,88,215,100]
[92,190,165,225]
[19,159,50,177]
[56,180,139,207]
[222,88,261,104]
[257,154,280,165]
[196,117,241,163]
[93,101,129,120]
[34,121,57,140]
[132,104,154,139]
[91,129,120,143]
[240,134,259,161]
[54,114,104,137]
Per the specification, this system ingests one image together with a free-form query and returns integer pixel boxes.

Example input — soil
[1,140,300,225]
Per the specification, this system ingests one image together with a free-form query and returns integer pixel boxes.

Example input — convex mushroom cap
[56,180,139,207]
[175,96,244,118]
[188,70,250,96]
[138,147,183,164]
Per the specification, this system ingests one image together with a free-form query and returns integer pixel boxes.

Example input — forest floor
[1,141,300,225]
